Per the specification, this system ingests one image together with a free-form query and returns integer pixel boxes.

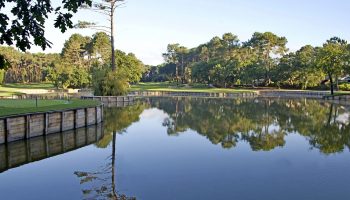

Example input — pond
[1,97,350,200]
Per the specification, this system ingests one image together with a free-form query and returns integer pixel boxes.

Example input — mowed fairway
[0,99,99,117]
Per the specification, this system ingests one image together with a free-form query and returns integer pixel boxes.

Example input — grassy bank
[0,99,99,117]
[130,82,257,93]
[130,82,350,97]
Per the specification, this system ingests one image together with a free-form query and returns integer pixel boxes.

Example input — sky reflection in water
[1,97,350,200]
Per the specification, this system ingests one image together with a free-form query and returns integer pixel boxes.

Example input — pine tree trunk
[329,73,334,95]
[181,54,184,83]
[110,3,116,71]
[175,63,179,85]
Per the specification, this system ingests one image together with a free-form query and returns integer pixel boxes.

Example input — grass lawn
[0,83,56,97]
[0,85,23,97]
[2,83,55,89]
[130,82,257,93]
[0,91,21,97]
[0,99,100,117]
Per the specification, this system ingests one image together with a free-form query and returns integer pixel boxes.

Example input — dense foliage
[0,32,144,89]
[143,32,350,92]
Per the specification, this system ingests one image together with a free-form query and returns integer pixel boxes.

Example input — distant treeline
[0,32,144,89]
[143,32,350,91]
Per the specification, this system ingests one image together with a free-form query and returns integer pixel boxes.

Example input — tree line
[143,32,350,94]
[0,32,144,90]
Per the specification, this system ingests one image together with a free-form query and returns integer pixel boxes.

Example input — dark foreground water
[1,97,350,200]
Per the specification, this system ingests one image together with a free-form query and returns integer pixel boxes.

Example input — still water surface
[1,97,350,200]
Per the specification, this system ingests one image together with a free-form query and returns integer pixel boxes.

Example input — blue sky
[31,0,350,65]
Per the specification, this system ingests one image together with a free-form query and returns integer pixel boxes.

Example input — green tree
[199,46,210,62]
[208,36,224,58]
[0,46,60,83]
[90,32,111,63]
[116,50,144,84]
[276,45,324,89]
[47,61,72,89]
[163,43,181,83]
[177,46,189,83]
[244,32,288,85]
[61,33,91,67]
[292,45,323,89]
[46,33,92,89]
[70,67,90,88]
[75,0,125,71]
[222,33,239,49]
[316,37,349,95]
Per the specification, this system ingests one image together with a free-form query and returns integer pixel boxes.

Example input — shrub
[92,67,129,96]
[102,71,129,96]
[339,83,350,91]
[70,67,90,89]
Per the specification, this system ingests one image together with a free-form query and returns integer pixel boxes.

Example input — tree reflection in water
[74,102,148,199]
[153,97,350,154]
[74,97,350,198]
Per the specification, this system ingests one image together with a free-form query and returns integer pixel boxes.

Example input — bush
[339,83,350,91]
[92,67,129,96]
[70,67,90,89]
